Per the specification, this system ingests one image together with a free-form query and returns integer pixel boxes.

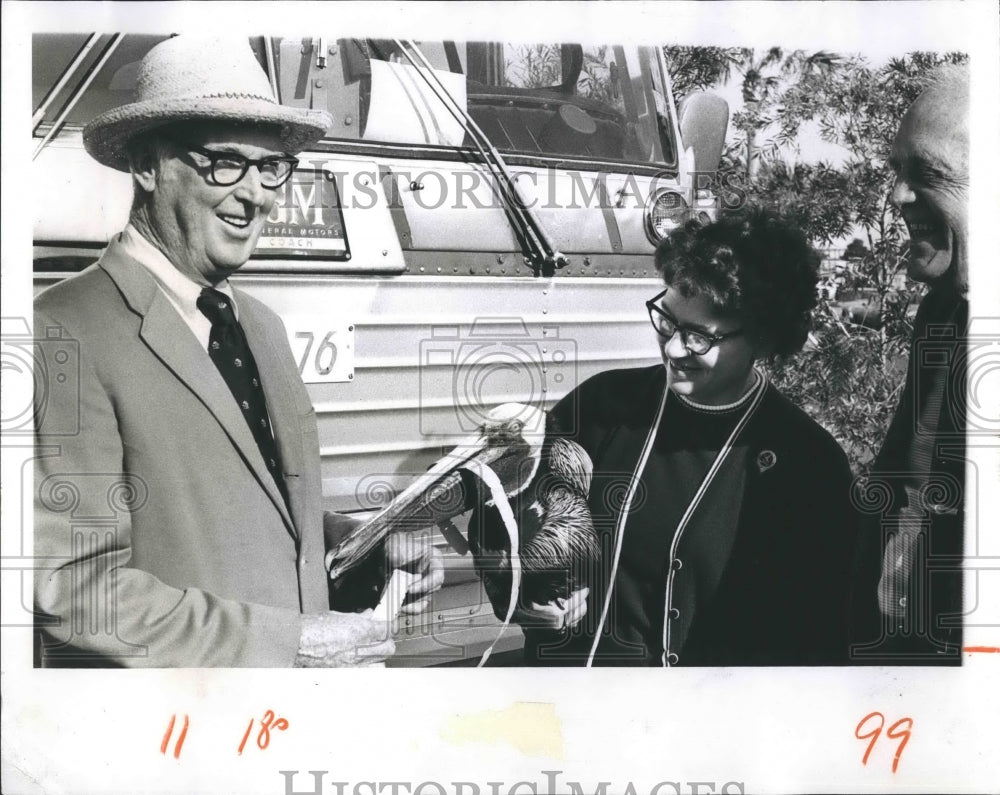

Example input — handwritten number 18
[238,709,290,755]
[855,711,913,773]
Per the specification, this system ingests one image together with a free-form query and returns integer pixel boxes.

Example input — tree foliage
[662,46,743,101]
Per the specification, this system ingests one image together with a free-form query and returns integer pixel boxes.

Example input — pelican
[325,403,598,617]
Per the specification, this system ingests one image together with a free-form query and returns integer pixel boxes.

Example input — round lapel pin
[756,449,777,473]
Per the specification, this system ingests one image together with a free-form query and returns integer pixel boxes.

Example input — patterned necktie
[197,287,287,504]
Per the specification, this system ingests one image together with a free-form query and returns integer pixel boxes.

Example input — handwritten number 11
[855,711,913,773]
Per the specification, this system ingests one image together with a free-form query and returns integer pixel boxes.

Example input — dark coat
[849,289,967,664]
[532,365,858,666]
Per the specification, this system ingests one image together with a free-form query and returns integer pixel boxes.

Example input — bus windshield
[33,36,677,168]
[330,39,676,166]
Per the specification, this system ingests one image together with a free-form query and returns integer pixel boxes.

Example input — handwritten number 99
[855,711,913,773]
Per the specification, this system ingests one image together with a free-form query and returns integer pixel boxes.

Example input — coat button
[668,607,680,619]
[666,652,679,665]
[671,558,683,571]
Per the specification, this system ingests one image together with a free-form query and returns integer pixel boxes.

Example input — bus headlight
[644,189,689,244]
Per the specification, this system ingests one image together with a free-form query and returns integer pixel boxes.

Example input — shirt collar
[117,224,237,320]
[676,368,765,414]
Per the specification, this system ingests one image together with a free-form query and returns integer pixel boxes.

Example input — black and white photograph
[3,1,998,792]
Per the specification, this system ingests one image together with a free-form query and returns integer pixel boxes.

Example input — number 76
[295,331,338,377]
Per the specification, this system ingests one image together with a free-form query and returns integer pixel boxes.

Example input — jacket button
[671,558,683,571]
[666,652,679,665]
[668,607,680,619]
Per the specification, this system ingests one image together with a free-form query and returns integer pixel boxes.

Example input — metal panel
[34,136,131,243]
[384,158,678,257]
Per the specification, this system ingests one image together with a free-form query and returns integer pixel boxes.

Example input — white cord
[460,460,521,667]
[586,385,671,667]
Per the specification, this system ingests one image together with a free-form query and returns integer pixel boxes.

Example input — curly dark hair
[654,210,820,356]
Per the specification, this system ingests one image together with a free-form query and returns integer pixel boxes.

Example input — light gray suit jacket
[34,240,329,666]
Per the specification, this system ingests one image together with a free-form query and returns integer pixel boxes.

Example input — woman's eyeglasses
[645,289,743,355]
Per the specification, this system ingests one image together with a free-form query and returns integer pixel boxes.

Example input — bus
[32,34,728,665]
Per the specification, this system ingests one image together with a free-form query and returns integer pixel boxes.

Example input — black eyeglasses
[171,139,299,188]
[645,289,743,355]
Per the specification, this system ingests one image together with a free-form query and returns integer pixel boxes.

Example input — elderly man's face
[137,121,285,284]
[889,87,969,290]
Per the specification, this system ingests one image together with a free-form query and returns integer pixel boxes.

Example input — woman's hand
[514,587,589,631]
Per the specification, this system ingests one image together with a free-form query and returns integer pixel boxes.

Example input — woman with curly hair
[522,211,858,666]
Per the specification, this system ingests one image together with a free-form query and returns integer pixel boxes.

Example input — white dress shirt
[117,224,237,352]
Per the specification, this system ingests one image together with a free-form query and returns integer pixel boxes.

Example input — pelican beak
[326,404,546,580]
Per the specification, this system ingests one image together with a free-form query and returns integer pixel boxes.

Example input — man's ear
[126,136,159,193]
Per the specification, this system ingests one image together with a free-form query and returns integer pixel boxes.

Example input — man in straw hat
[33,36,441,667]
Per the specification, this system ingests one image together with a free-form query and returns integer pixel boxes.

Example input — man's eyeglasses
[172,139,298,188]
[645,289,743,355]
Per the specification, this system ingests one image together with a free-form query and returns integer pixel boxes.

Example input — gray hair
[924,61,970,100]
[917,61,969,177]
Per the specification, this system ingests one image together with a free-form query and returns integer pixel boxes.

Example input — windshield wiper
[32,33,102,129]
[33,33,124,160]
[394,39,569,276]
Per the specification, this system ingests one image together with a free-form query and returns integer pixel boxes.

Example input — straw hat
[83,36,332,171]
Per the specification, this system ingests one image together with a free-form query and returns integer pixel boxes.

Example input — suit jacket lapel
[99,243,296,535]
